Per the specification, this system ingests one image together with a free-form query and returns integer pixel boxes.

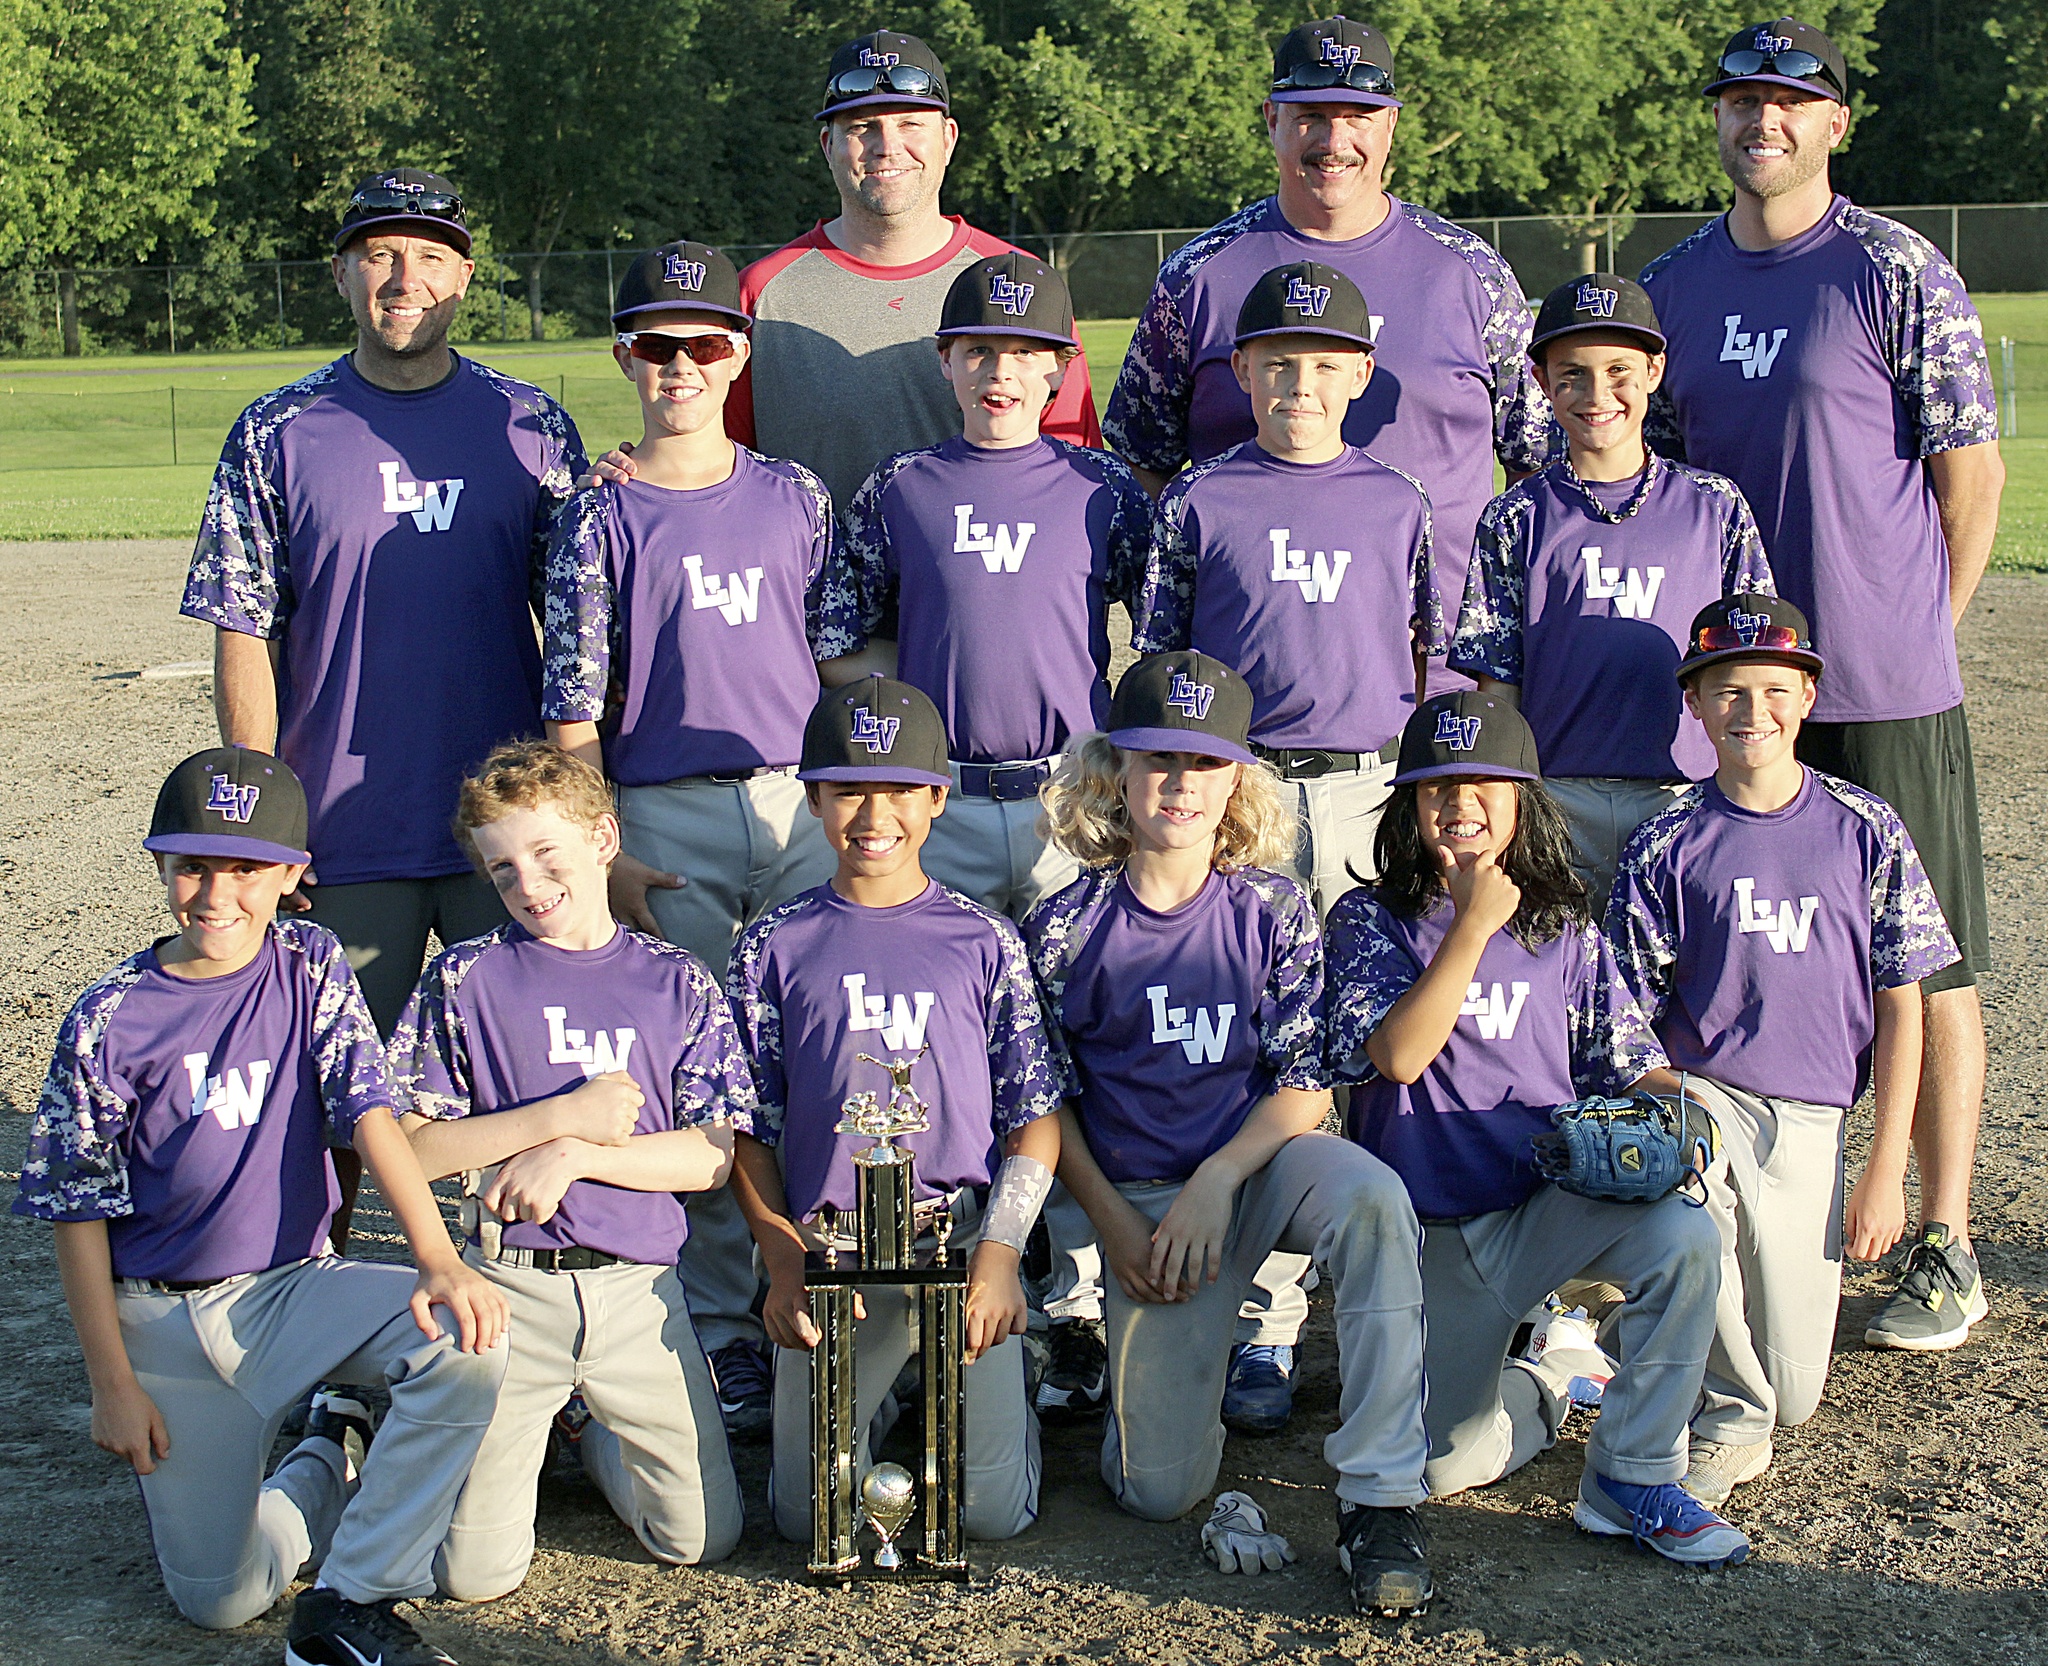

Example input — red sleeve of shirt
[729,235,823,448]
[969,225,1103,450]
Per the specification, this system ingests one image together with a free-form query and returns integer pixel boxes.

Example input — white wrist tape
[979,1155,1053,1253]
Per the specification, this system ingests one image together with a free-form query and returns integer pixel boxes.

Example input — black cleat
[710,1339,775,1441]
[1337,1502,1433,1617]
[1034,1318,1108,1421]
[285,1589,456,1666]
[303,1389,375,1479]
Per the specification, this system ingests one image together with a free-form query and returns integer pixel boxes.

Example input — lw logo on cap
[205,774,260,824]
[1726,607,1771,646]
[859,46,900,66]
[1434,710,1481,751]
[1284,276,1331,318]
[662,252,706,291]
[1575,282,1619,320]
[1753,27,1794,53]
[849,706,900,753]
[1165,670,1215,720]
[989,273,1034,316]
[1318,36,1362,68]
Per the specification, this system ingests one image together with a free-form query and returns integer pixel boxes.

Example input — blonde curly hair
[454,739,615,864]
[1037,732,1296,871]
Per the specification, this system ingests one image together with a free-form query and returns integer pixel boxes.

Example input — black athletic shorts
[1797,703,1987,993]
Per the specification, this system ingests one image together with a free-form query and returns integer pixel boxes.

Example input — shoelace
[714,1345,772,1399]
[1621,1482,1717,1547]
[1234,1344,1293,1379]
[1895,1238,1962,1304]
[338,1598,426,1648]
[1341,1505,1428,1562]
[1048,1325,1102,1375]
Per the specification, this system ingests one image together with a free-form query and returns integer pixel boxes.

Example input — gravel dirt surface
[2,542,2044,1665]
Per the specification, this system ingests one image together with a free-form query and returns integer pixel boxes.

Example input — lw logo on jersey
[1146,985,1236,1064]
[858,46,900,67]
[205,774,260,823]
[953,504,1035,573]
[1733,877,1818,954]
[849,706,900,753]
[1720,314,1789,379]
[1319,36,1362,68]
[1284,277,1331,318]
[843,972,935,1051]
[1575,282,1619,319]
[683,554,764,624]
[1267,527,1351,603]
[1166,670,1214,719]
[1580,546,1665,618]
[663,252,706,291]
[544,1007,637,1076]
[1459,981,1529,1040]
[989,274,1034,316]
[182,1053,274,1130]
[378,461,464,532]
[1434,710,1481,751]
[1754,27,1794,53]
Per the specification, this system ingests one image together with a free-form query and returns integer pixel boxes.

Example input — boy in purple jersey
[815,253,1151,919]
[1607,597,1961,1508]
[1027,652,1434,1619]
[388,742,754,1597]
[1104,16,1549,696]
[1325,693,1750,1572]
[1131,258,1436,1434]
[1640,19,2004,1349]
[726,678,1065,1543]
[14,748,508,1666]
[542,242,836,1426]
[1451,274,1775,910]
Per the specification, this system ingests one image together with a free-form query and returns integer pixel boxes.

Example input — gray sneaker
[1865,1225,1987,1352]
[1682,1436,1772,1507]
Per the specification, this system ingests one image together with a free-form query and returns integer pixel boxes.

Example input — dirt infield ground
[2,542,2044,1666]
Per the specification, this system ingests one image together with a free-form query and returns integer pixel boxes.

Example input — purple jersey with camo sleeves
[1325,896,1665,1218]
[814,436,1153,764]
[389,922,755,1265]
[1640,200,1999,723]
[1132,441,1439,752]
[540,452,834,785]
[1606,770,1958,1109]
[181,354,587,885]
[12,921,390,1282]
[1104,197,1551,658]
[728,881,1065,1220]
[1450,454,1775,779]
[1023,867,1327,1185]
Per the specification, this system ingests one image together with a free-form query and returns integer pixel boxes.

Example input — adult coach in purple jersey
[183,168,588,1044]
[1104,15,1550,684]
[1637,19,2004,1350]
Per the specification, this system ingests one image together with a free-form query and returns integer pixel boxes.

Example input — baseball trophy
[806,1047,972,1583]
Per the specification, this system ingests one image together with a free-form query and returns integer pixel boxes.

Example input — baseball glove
[1531,1089,1718,1206]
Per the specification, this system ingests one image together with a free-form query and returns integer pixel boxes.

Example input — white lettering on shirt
[1145,984,1236,1064]
[1460,981,1530,1041]
[953,504,1035,574]
[1732,877,1818,954]
[182,1052,275,1130]
[842,972,936,1052]
[1719,314,1789,380]
[1267,527,1351,604]
[378,461,464,532]
[683,554,765,625]
[1579,547,1665,619]
[544,1006,638,1076]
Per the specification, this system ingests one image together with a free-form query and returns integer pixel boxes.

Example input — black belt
[120,1275,229,1293]
[1253,739,1399,780]
[685,765,783,785]
[488,1245,628,1272]
[954,759,1053,801]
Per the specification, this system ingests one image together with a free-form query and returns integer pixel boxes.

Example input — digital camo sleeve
[1565,925,1669,1097]
[386,933,497,1122]
[1101,282,1193,476]
[784,457,836,652]
[539,485,615,723]
[1814,778,1962,989]
[1321,892,1418,1087]
[982,913,1069,1136]
[11,960,148,1222]
[292,921,397,1142]
[1603,828,1684,1028]
[1710,471,1776,594]
[1449,487,1531,682]
[1130,471,1202,653]
[1482,273,1552,474]
[660,946,760,1134]
[1244,873,1330,1091]
[1019,875,1105,1099]
[726,911,791,1145]
[1643,385,1687,463]
[1395,462,1445,653]
[812,449,917,659]
[1101,453,1157,614]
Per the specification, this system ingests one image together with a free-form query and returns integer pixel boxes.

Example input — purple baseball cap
[145,747,312,866]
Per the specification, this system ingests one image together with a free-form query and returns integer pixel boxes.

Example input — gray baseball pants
[921,770,1081,921]
[1420,1185,1721,1496]
[1544,776,1690,915]
[115,1255,506,1629]
[435,1257,741,1598]
[618,768,835,1356]
[1101,1133,1428,1520]
[768,1213,1040,1543]
[1686,1076,1848,1444]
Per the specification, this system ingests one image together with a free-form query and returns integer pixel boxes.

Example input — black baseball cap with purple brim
[1268,17,1401,110]
[937,254,1077,349]
[1530,273,1666,357]
[1675,594,1826,682]
[799,676,952,788]
[816,31,950,122]
[145,747,312,866]
[334,167,471,256]
[1392,693,1542,786]
[1703,18,1848,101]
[612,241,748,329]
[1107,651,1258,768]
[1235,261,1376,350]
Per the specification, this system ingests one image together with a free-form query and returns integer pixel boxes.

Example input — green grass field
[0,305,2041,572]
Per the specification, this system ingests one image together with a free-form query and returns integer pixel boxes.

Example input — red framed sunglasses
[1693,621,1805,654]
[616,330,746,367]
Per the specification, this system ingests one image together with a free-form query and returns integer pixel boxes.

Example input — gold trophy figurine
[806,1048,971,1583]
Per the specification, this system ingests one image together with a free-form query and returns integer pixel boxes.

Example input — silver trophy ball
[859,1462,918,1568]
